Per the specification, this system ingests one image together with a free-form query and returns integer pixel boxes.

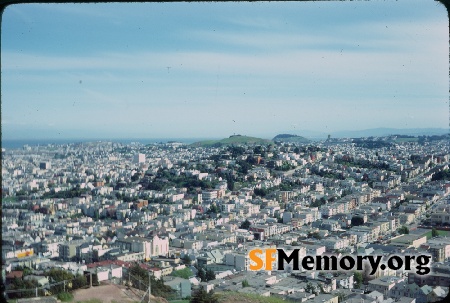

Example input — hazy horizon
[2,1,448,140]
[2,126,448,145]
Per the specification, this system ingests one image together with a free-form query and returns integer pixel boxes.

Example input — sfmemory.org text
[249,248,431,275]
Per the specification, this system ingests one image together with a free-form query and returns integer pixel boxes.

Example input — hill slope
[272,134,311,143]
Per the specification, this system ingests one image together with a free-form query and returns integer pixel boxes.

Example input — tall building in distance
[133,153,145,164]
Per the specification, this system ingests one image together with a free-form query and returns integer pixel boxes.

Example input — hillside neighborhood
[2,135,450,303]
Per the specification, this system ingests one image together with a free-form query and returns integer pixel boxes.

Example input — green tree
[172,268,193,279]
[72,273,87,290]
[208,204,219,214]
[398,225,409,235]
[354,271,363,288]
[128,264,175,298]
[197,267,206,282]
[190,286,218,303]
[7,277,39,299]
[431,228,439,237]
[227,178,235,191]
[240,219,251,230]
[305,282,319,295]
[131,173,140,182]
[106,230,117,238]
[337,292,347,303]
[22,267,33,276]
[351,216,364,226]
[205,269,216,281]
[182,255,192,265]
[44,268,75,294]
[308,231,322,240]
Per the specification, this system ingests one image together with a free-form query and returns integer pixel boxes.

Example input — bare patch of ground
[71,284,169,303]
[72,284,141,303]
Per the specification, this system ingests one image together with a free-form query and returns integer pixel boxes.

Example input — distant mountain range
[291,127,449,140]
[190,128,449,146]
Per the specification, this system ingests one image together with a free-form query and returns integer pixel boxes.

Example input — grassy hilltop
[272,134,311,143]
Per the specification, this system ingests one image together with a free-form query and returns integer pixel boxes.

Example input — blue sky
[2,1,448,140]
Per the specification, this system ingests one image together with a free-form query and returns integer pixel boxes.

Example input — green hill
[272,134,311,143]
[191,135,271,147]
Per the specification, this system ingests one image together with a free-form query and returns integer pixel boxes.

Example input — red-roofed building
[6,271,23,283]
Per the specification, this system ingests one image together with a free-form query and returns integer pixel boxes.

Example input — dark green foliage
[398,225,409,235]
[354,271,363,288]
[45,268,74,293]
[240,219,251,230]
[42,185,87,198]
[72,273,87,289]
[15,266,33,276]
[147,180,165,191]
[205,269,216,281]
[237,160,252,174]
[6,277,39,299]
[146,172,217,193]
[196,267,206,282]
[246,156,258,165]
[115,192,134,202]
[131,173,140,182]
[253,145,263,154]
[253,188,268,197]
[105,229,117,238]
[432,169,450,181]
[410,155,422,164]
[182,255,192,265]
[334,158,394,171]
[278,181,295,191]
[190,286,219,303]
[227,178,235,191]
[308,231,322,240]
[15,190,29,197]
[195,267,215,282]
[337,292,347,303]
[242,279,250,287]
[228,146,246,158]
[310,198,326,208]
[280,161,295,171]
[431,228,439,237]
[208,204,219,214]
[57,292,74,302]
[209,154,221,163]
[305,282,319,295]
[351,216,364,226]
[129,263,176,299]
[172,267,193,279]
